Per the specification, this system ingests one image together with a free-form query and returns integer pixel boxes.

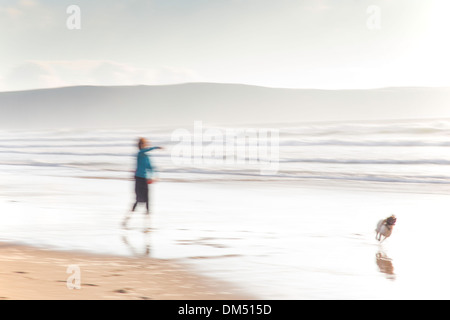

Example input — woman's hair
[138,137,147,150]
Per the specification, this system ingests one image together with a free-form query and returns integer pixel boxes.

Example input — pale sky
[0,0,449,92]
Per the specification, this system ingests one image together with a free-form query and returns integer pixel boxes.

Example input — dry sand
[0,242,252,300]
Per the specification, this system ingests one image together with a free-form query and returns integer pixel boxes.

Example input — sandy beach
[2,176,450,299]
[0,242,251,300]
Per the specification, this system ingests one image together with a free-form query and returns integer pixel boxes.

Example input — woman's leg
[124,177,140,227]
[145,184,151,214]
[123,202,137,227]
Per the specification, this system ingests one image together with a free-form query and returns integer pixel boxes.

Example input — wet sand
[0,242,251,300]
[2,173,450,299]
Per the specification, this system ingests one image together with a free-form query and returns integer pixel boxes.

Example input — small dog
[375,215,397,242]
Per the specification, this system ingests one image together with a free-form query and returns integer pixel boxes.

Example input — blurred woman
[123,137,162,227]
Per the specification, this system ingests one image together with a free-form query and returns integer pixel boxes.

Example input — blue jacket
[135,147,161,179]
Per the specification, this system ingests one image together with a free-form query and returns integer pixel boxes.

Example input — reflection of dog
[376,251,395,280]
[375,215,397,242]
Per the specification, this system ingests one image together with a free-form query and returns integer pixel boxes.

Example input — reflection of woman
[123,138,162,227]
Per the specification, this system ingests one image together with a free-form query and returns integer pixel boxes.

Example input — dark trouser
[132,176,150,213]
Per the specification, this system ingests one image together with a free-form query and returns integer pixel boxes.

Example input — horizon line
[1,82,450,94]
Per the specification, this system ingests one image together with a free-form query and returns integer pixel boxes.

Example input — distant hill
[0,83,449,130]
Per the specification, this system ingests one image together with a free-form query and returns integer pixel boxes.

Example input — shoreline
[50,170,450,197]
[0,242,254,300]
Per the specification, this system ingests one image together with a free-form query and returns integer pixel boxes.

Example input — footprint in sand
[114,289,130,294]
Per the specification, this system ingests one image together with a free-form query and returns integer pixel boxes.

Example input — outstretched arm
[140,146,162,153]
